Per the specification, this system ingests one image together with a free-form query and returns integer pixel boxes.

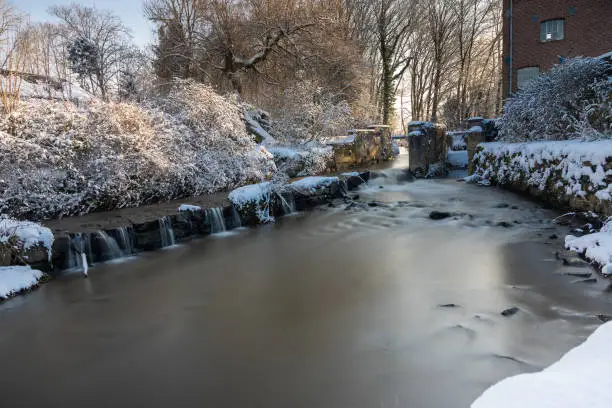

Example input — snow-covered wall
[472,140,612,215]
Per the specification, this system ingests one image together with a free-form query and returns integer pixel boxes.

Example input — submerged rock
[597,314,612,323]
[501,307,520,317]
[429,211,451,220]
[496,221,513,228]
[438,303,460,308]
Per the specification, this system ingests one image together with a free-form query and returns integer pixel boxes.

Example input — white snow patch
[471,322,612,408]
[290,177,339,194]
[468,125,483,133]
[228,182,273,206]
[0,216,54,257]
[323,135,356,145]
[0,266,43,299]
[565,220,612,269]
[447,150,469,168]
[178,204,202,212]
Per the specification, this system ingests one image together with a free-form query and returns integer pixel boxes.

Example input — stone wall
[472,140,612,215]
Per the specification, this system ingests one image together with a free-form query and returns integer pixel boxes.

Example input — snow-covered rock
[290,177,340,194]
[268,144,333,178]
[0,265,43,300]
[0,216,54,257]
[228,182,275,224]
[178,204,202,212]
[471,322,612,408]
[565,219,612,275]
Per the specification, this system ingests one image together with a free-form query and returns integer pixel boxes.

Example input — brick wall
[502,0,612,98]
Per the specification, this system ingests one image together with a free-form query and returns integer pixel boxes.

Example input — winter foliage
[270,77,353,143]
[499,57,611,141]
[0,80,276,220]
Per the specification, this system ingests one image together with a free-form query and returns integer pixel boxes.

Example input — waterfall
[96,231,123,261]
[277,192,296,215]
[206,208,227,233]
[114,226,134,255]
[66,233,88,275]
[231,206,242,229]
[159,216,176,247]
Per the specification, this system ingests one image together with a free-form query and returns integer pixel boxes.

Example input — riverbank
[0,172,369,301]
[470,140,612,276]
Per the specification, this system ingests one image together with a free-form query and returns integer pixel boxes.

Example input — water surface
[1,166,610,407]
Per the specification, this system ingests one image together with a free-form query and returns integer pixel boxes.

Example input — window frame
[517,66,540,90]
[540,19,565,42]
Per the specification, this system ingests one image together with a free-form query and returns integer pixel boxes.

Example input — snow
[244,109,276,146]
[565,220,612,274]
[467,116,484,121]
[468,125,483,133]
[447,150,468,168]
[228,182,273,206]
[474,140,612,200]
[323,135,356,145]
[268,144,333,177]
[0,80,276,220]
[0,266,43,299]
[0,216,54,256]
[178,204,202,212]
[471,322,612,408]
[12,74,93,102]
[408,130,423,137]
[408,121,425,126]
[290,176,339,194]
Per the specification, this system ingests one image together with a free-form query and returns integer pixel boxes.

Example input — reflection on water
[1,160,610,408]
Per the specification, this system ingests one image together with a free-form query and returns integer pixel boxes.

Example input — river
[1,156,611,407]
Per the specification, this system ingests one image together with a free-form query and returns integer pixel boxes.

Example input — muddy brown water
[1,160,612,408]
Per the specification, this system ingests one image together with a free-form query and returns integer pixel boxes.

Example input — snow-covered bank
[0,216,54,255]
[471,322,612,408]
[565,220,612,276]
[1,217,54,275]
[0,80,275,221]
[472,140,612,214]
[0,266,44,300]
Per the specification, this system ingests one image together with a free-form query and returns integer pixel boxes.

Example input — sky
[17,0,154,47]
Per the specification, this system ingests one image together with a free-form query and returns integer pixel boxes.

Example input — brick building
[502,0,612,98]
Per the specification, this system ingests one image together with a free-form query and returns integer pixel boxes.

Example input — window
[517,67,540,89]
[540,19,564,41]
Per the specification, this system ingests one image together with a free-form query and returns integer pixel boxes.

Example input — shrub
[499,57,611,141]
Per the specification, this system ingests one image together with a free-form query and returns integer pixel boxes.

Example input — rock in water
[597,314,612,323]
[438,303,460,308]
[501,307,520,317]
[496,221,513,228]
[429,211,451,220]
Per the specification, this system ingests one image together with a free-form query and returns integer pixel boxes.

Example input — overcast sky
[18,0,153,47]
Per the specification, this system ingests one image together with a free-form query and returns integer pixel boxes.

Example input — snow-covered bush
[271,77,353,143]
[0,216,54,254]
[499,57,611,141]
[0,79,275,220]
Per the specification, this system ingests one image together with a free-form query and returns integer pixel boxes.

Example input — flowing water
[1,158,611,407]
[206,207,227,234]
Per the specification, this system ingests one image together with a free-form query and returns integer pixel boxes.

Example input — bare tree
[50,4,132,100]
[346,0,417,125]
